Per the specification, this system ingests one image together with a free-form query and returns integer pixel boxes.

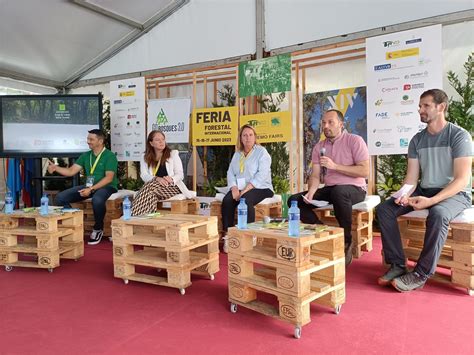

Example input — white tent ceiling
[0,0,189,88]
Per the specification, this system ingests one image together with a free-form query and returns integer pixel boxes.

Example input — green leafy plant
[272,176,290,195]
[376,154,407,201]
[447,52,474,134]
[202,177,227,196]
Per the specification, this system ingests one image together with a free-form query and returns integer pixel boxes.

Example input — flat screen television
[0,94,102,157]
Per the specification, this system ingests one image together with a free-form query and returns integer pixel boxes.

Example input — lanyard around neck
[239,146,254,174]
[153,157,162,176]
[90,147,106,174]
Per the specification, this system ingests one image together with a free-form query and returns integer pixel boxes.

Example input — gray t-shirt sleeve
[451,129,472,158]
[407,134,419,159]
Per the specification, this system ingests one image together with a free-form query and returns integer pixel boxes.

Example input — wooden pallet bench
[156,197,200,215]
[313,195,380,259]
[112,213,219,295]
[227,223,345,338]
[210,194,282,236]
[398,207,474,295]
[0,209,84,272]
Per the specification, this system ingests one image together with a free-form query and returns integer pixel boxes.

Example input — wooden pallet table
[112,213,219,295]
[0,209,84,272]
[227,223,345,338]
[398,215,474,296]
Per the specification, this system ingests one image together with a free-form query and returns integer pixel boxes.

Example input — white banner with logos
[110,77,146,161]
[147,97,191,143]
[366,25,442,155]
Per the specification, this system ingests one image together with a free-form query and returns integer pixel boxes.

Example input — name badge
[237,178,246,190]
[86,176,95,187]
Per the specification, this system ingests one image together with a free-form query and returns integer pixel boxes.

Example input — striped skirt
[131,179,181,216]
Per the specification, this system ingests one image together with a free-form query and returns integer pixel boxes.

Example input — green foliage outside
[446,52,474,135]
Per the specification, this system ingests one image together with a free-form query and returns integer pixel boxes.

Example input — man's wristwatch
[89,187,95,194]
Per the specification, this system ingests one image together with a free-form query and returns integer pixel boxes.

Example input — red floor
[1,238,473,354]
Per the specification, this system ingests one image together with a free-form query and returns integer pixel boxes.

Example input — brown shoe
[344,241,354,266]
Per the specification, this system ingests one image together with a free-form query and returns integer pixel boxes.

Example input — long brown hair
[144,130,171,168]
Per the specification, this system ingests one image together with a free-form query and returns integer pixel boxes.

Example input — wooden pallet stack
[314,208,373,258]
[227,223,345,338]
[398,215,474,295]
[71,198,129,237]
[0,210,84,272]
[210,200,282,235]
[112,214,219,295]
[156,198,200,215]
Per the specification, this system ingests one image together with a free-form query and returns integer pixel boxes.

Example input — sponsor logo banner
[240,111,291,143]
[192,106,239,146]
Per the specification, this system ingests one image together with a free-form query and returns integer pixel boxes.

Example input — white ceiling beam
[71,0,144,29]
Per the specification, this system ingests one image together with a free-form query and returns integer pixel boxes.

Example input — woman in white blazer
[132,130,192,215]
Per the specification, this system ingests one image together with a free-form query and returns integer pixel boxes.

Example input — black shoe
[344,241,354,266]
[391,271,427,292]
[88,229,104,245]
[378,264,407,286]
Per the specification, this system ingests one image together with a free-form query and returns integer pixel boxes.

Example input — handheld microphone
[320,147,327,176]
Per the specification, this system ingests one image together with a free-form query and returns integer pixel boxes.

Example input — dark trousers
[222,188,274,231]
[55,185,117,230]
[288,185,366,244]
[376,187,471,277]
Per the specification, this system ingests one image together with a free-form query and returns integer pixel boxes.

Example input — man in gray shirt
[376,89,472,292]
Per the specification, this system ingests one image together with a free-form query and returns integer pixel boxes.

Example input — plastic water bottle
[5,191,13,214]
[40,193,49,216]
[237,198,248,229]
[288,200,300,237]
[123,196,131,220]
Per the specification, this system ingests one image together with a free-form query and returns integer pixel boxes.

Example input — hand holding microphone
[320,147,327,176]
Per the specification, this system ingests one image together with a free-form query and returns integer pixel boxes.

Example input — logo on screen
[156,109,168,125]
[58,104,66,111]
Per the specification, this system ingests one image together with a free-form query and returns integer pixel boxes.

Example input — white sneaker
[222,235,229,254]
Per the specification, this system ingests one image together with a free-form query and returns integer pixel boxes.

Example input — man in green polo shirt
[48,129,118,245]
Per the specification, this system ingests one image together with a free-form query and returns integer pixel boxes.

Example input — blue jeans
[55,185,117,230]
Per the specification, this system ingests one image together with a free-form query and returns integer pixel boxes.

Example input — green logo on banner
[271,117,280,126]
[156,108,168,124]
[59,104,66,111]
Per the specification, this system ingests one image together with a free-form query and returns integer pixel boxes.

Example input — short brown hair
[324,109,345,122]
[420,89,449,113]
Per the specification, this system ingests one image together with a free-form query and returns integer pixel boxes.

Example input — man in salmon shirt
[288,109,369,266]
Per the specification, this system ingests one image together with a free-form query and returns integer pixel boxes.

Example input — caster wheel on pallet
[230,303,238,313]
[294,326,302,339]
[209,274,215,281]
[48,268,54,273]
[123,279,129,285]
[5,265,13,272]
[179,288,186,295]
[334,305,342,315]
